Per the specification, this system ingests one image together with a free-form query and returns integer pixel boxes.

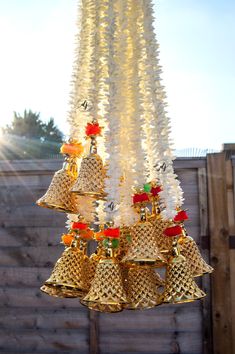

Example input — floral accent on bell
[60,140,84,157]
[132,192,149,205]
[151,185,162,197]
[70,222,94,240]
[164,225,183,237]
[71,222,88,230]
[85,122,102,137]
[173,210,189,223]
[104,227,120,239]
[94,230,105,242]
[61,233,75,247]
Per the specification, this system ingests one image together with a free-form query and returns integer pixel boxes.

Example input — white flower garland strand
[126,0,149,187]
[66,0,99,226]
[67,0,99,142]
[102,0,122,223]
[112,0,139,227]
[141,0,184,219]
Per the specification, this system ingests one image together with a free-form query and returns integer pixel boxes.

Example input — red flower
[174,210,188,222]
[133,193,149,204]
[164,225,183,237]
[151,186,162,196]
[104,228,120,239]
[71,222,88,230]
[85,123,101,136]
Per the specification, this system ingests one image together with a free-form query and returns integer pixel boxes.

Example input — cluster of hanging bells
[36,121,213,313]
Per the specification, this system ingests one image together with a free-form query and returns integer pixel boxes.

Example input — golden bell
[125,266,161,310]
[71,153,106,199]
[122,220,166,266]
[43,244,89,298]
[81,256,128,313]
[88,253,100,285]
[161,243,206,304]
[153,217,173,254]
[40,284,82,298]
[40,284,62,297]
[117,226,131,259]
[36,157,80,214]
[88,241,105,285]
[178,235,214,277]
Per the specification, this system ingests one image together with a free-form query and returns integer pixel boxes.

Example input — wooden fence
[0,152,234,354]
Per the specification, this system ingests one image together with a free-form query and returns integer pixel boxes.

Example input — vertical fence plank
[89,310,100,354]
[226,159,235,354]
[207,153,232,354]
[198,167,212,354]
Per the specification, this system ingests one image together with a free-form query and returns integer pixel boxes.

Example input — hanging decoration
[36,0,213,313]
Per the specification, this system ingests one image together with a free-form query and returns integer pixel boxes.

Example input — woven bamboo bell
[41,239,89,298]
[161,241,206,304]
[125,266,161,310]
[178,232,213,277]
[122,207,166,266]
[40,284,63,297]
[154,217,174,254]
[40,283,82,298]
[71,133,106,199]
[88,241,105,285]
[36,155,80,214]
[81,247,128,313]
[116,226,131,260]
[147,184,174,254]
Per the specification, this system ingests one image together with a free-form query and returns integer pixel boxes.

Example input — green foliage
[1,110,64,160]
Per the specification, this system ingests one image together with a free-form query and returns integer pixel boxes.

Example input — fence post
[89,310,99,354]
[207,152,233,354]
[198,167,213,354]
[225,157,235,354]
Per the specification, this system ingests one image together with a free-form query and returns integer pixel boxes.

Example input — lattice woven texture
[125,267,161,309]
[123,221,166,266]
[179,236,214,277]
[37,168,80,214]
[40,284,82,298]
[45,247,89,296]
[161,254,206,304]
[88,253,100,285]
[153,217,173,253]
[82,301,123,313]
[72,153,106,198]
[82,258,128,309]
[117,226,131,259]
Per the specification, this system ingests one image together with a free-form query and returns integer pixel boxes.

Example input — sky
[0,0,234,151]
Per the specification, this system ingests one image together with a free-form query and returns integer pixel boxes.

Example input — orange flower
[80,228,94,240]
[60,142,84,157]
[94,230,105,241]
[61,233,75,246]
